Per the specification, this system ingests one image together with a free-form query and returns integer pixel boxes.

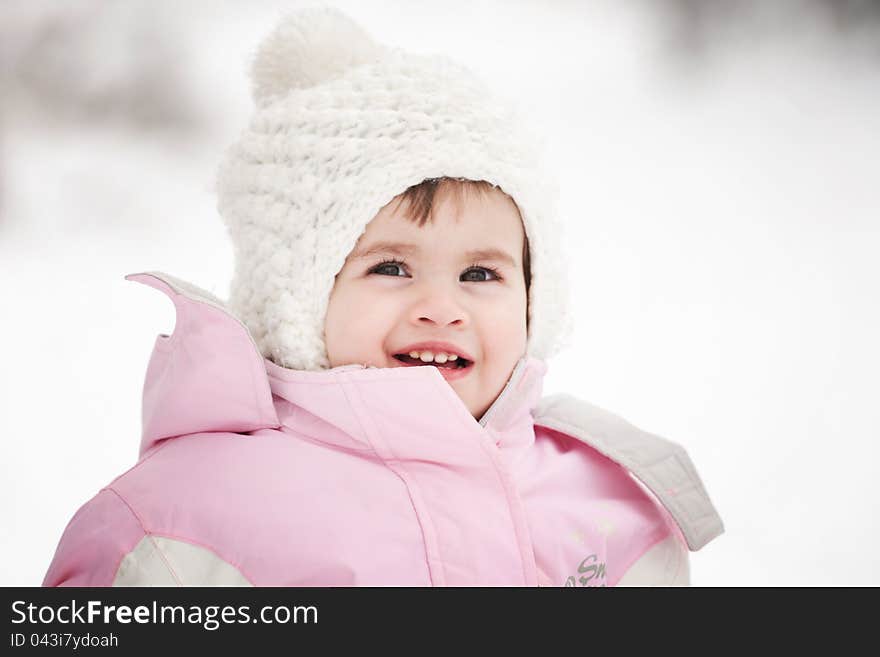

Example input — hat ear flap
[250,7,383,107]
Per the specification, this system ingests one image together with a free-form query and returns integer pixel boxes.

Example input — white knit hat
[217,7,572,371]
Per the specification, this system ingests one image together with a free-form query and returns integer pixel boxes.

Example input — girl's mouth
[392,353,475,381]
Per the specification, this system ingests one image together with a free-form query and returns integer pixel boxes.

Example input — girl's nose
[408,285,470,329]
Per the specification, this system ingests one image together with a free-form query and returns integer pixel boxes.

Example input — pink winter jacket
[43,272,723,587]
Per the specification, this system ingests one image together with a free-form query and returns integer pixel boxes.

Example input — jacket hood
[127,272,546,457]
[127,273,280,456]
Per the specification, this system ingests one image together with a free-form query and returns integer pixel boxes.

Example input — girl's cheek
[469,280,525,295]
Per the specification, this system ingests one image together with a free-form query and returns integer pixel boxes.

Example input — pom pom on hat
[250,7,383,107]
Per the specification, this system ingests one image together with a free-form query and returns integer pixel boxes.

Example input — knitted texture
[216,7,572,371]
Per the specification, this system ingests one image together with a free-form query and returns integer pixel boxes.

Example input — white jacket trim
[113,536,252,587]
[616,535,690,586]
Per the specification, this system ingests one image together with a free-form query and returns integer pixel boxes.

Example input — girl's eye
[369,260,502,282]
[460,266,501,282]
[370,260,409,277]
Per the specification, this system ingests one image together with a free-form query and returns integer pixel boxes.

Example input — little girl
[44,8,723,587]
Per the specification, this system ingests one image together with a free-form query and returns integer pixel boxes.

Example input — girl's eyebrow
[351,241,419,259]
[466,248,518,268]
[351,241,518,268]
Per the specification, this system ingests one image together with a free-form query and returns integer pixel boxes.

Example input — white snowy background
[1,0,878,586]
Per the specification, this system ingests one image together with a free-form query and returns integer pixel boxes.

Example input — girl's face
[324,187,528,419]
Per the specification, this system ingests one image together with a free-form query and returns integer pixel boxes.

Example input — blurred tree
[656,0,880,61]
[0,0,200,129]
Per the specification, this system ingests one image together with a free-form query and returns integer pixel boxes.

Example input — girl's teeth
[406,350,463,363]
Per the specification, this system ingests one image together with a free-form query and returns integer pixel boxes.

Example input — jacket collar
[265,354,546,454]
[128,272,546,456]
